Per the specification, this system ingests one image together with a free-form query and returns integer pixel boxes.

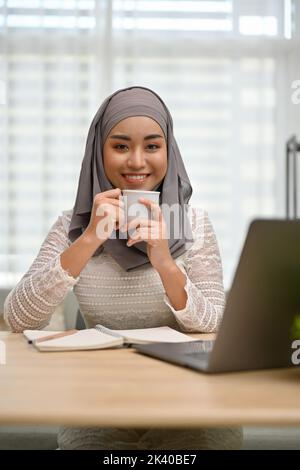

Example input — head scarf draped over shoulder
[68,86,194,272]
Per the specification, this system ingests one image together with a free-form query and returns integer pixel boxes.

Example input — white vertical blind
[0,0,299,289]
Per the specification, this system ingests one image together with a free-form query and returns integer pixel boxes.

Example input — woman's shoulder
[55,208,74,234]
[188,204,209,235]
[61,208,74,221]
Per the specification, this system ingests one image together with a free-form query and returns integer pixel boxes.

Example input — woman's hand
[120,197,173,270]
[84,188,125,246]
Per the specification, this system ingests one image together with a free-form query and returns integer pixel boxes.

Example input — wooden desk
[1,331,300,428]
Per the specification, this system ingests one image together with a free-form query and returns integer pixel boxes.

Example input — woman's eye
[115,144,128,151]
[114,143,159,151]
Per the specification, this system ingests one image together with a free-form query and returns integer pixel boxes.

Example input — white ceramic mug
[121,189,160,224]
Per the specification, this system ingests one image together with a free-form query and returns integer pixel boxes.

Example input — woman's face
[103,116,167,190]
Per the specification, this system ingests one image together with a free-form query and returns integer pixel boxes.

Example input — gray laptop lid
[136,220,300,373]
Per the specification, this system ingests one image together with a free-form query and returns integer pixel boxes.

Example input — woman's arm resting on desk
[160,209,226,333]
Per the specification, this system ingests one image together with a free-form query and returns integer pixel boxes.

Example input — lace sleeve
[3,211,79,332]
[163,207,226,333]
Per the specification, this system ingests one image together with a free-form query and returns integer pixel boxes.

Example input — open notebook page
[32,329,123,351]
[96,325,195,344]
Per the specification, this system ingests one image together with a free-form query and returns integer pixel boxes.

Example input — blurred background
[0,0,300,292]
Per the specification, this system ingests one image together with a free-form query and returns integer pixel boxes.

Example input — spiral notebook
[23,325,195,352]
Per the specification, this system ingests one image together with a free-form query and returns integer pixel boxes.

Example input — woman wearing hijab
[4,86,242,449]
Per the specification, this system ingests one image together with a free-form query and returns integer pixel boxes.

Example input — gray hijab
[68,86,194,272]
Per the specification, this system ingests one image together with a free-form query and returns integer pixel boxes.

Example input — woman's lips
[122,174,150,183]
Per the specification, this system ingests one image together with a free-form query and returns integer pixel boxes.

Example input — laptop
[136,220,300,373]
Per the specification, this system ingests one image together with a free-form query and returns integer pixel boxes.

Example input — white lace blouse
[4,206,226,334]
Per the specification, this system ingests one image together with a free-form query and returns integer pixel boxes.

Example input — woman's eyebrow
[109,134,163,141]
[144,134,164,140]
[110,134,130,141]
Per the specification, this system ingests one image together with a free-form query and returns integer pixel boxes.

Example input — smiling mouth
[122,174,150,182]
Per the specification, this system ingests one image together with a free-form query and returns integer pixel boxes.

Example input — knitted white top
[4,206,225,334]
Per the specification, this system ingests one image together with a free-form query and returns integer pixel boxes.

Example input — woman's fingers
[138,198,161,222]
[95,196,124,208]
[98,188,121,199]
[121,217,151,233]
[95,197,124,219]
[95,202,125,232]
[127,226,161,245]
[87,189,124,241]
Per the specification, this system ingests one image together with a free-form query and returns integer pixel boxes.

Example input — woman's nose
[127,148,146,168]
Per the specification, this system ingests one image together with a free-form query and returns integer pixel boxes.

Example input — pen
[33,329,78,344]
